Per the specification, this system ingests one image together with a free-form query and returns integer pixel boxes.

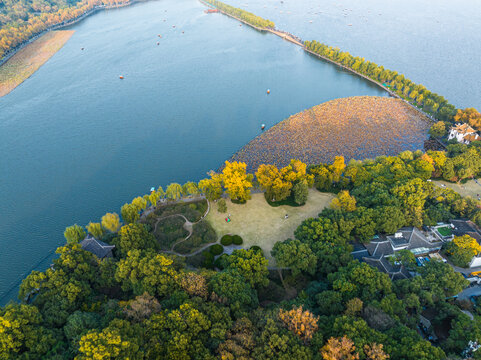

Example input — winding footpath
[145,196,214,257]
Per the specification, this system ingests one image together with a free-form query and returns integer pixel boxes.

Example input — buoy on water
[267,89,270,94]
[182,31,184,34]
[172,25,176,28]
[119,75,124,79]
[261,124,266,130]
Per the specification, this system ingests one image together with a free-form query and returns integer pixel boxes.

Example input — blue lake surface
[228,0,481,110]
[0,0,388,303]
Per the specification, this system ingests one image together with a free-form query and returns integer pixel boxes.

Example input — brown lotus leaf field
[230,96,431,172]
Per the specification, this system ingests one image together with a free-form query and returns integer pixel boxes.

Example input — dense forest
[0,0,132,59]
[203,0,275,29]
[3,142,481,359]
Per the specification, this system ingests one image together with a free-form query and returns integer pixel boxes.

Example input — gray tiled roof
[80,236,115,259]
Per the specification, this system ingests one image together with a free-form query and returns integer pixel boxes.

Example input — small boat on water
[261,124,266,130]
[267,89,271,94]
[81,47,84,50]
[158,34,162,38]
[157,42,160,45]
[119,75,124,79]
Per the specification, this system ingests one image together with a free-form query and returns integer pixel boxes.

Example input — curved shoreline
[0,0,144,68]
[229,96,431,172]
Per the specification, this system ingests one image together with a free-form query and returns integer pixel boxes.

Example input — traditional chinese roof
[80,236,115,259]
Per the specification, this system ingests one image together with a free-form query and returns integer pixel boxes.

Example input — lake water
[0,0,389,303]
[227,0,481,110]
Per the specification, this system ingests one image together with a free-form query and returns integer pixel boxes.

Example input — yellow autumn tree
[364,343,389,360]
[101,212,120,233]
[331,190,357,212]
[321,336,359,360]
[452,234,481,256]
[256,160,313,202]
[222,161,253,203]
[330,156,346,183]
[278,306,319,343]
[198,171,224,201]
[454,108,481,131]
[256,164,283,200]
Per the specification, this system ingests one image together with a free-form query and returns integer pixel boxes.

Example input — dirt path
[147,198,212,256]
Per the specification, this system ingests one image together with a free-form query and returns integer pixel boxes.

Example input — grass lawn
[437,226,452,237]
[205,189,334,263]
[434,180,481,199]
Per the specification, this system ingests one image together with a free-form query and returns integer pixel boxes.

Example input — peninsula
[230,96,431,172]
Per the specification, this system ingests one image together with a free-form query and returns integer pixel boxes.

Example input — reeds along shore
[0,31,74,98]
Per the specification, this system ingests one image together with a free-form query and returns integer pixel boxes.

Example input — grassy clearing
[0,30,74,97]
[434,180,481,199]
[206,189,334,262]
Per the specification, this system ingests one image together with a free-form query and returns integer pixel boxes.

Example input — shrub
[217,198,227,213]
[210,244,224,256]
[232,235,243,245]
[214,254,230,270]
[202,251,214,269]
[221,235,233,246]
[250,245,263,255]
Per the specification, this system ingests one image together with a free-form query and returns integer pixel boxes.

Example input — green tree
[63,311,101,345]
[101,212,120,233]
[428,121,446,138]
[293,179,309,205]
[227,249,269,287]
[121,203,139,224]
[217,198,227,213]
[115,249,179,298]
[113,223,158,257]
[86,222,105,239]
[0,304,56,359]
[271,239,317,277]
[64,224,86,244]
[209,270,258,315]
[328,261,392,302]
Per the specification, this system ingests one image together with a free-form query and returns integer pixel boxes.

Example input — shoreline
[0,0,144,69]
[0,31,75,98]
[198,0,438,124]
[228,96,432,173]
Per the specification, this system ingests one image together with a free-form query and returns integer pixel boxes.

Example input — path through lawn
[206,189,334,261]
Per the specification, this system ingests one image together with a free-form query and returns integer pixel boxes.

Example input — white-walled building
[448,123,481,144]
